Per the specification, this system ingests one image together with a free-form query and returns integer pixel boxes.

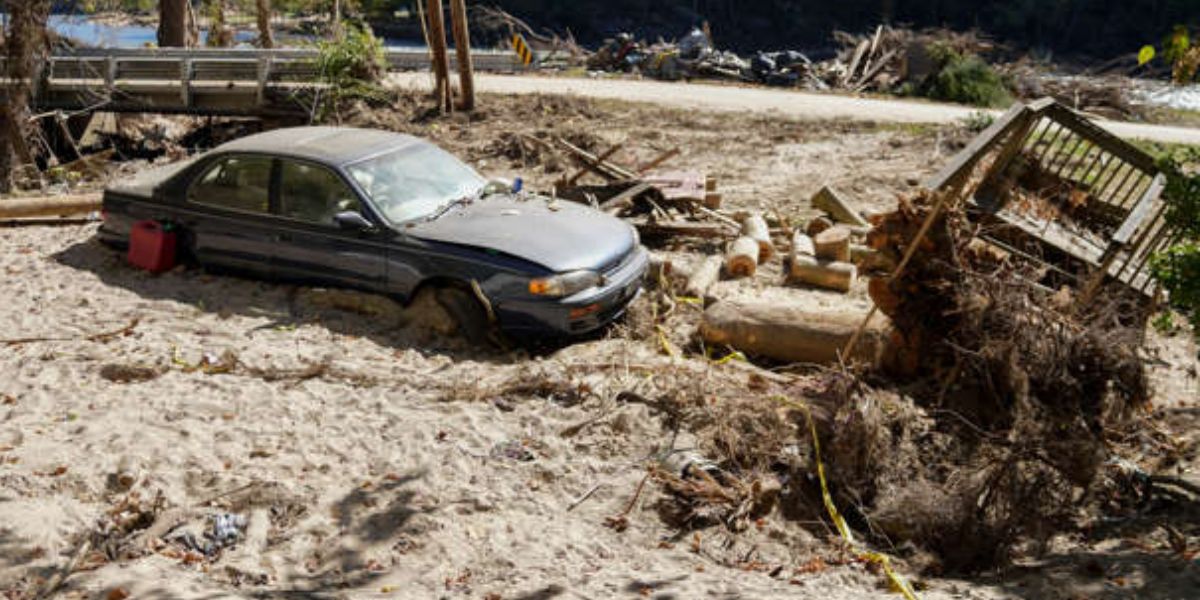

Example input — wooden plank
[565,144,623,186]
[635,220,733,239]
[598,182,652,212]
[924,103,1030,191]
[1113,174,1165,245]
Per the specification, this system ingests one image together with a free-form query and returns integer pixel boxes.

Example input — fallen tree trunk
[725,236,760,278]
[0,194,102,220]
[685,255,723,298]
[700,300,892,365]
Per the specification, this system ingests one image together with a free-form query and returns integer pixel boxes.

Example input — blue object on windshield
[513,177,524,193]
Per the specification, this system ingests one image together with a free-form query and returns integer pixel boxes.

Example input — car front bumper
[495,246,650,337]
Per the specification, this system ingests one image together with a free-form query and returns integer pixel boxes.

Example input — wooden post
[448,0,474,111]
[425,0,453,113]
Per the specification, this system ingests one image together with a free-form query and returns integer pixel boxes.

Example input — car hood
[405,195,636,273]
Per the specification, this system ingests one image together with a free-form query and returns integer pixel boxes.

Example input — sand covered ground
[1,92,1197,599]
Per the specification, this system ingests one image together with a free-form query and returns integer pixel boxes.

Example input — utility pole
[448,0,474,110]
[425,0,453,113]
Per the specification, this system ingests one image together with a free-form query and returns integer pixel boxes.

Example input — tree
[257,0,275,49]
[0,0,51,194]
[158,0,199,48]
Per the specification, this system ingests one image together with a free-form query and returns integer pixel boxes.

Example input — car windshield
[346,143,485,224]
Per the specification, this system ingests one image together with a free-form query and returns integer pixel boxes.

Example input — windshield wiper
[425,187,486,222]
[426,195,472,222]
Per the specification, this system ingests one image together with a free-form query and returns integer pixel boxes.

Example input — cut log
[813,225,852,262]
[725,236,760,278]
[806,216,833,237]
[0,194,102,220]
[704,192,722,209]
[811,185,871,228]
[791,231,816,258]
[740,213,774,261]
[685,255,723,298]
[700,300,891,366]
[788,255,857,293]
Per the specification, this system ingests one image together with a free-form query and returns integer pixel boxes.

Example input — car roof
[217,126,423,166]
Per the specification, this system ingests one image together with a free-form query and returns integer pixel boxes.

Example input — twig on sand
[566,483,607,512]
[604,470,651,531]
[1,318,140,346]
[36,539,90,599]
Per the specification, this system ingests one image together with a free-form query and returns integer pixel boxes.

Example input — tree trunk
[0,194,102,219]
[425,0,453,113]
[0,0,51,194]
[158,0,197,48]
[448,0,475,110]
[256,0,274,48]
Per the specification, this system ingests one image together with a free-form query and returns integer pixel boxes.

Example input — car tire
[434,286,493,346]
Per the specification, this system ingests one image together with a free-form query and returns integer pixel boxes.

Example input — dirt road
[390,72,1200,145]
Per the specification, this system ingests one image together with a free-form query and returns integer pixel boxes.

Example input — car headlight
[529,270,602,297]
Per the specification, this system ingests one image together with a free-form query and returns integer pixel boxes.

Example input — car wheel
[433,286,493,346]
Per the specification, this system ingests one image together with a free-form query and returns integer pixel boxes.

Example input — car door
[271,158,387,291]
[178,154,277,277]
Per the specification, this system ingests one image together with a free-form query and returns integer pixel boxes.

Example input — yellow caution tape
[707,347,747,365]
[774,396,921,600]
[656,325,678,358]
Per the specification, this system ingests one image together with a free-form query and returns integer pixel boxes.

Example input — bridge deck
[2,47,531,116]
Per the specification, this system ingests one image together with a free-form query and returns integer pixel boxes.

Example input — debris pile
[583,24,1003,98]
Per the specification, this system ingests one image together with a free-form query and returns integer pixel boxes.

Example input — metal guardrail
[1,46,529,116]
[53,46,526,72]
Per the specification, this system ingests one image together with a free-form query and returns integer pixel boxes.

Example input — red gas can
[127,220,178,273]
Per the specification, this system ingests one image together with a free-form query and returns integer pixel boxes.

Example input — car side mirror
[334,211,374,231]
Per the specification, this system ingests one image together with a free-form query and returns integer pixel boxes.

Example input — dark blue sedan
[98,127,649,341]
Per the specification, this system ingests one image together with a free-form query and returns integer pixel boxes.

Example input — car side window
[278,160,362,227]
[187,155,272,213]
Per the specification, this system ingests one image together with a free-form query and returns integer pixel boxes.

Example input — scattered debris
[490,439,536,462]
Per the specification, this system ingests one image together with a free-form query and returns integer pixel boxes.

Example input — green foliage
[1151,149,1200,329]
[961,110,996,132]
[315,22,385,85]
[923,47,1013,108]
[1140,24,1200,83]
[311,23,390,118]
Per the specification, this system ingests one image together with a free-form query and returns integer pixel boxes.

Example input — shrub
[1151,149,1200,328]
[311,23,390,118]
[923,48,1013,108]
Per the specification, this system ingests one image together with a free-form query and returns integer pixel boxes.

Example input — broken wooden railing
[925,97,1176,302]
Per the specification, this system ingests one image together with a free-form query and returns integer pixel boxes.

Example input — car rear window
[187,156,272,214]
